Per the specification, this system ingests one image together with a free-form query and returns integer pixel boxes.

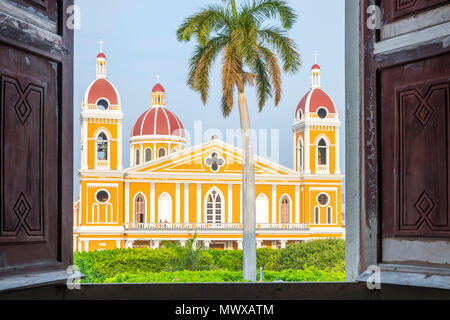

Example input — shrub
[74,239,345,283]
[103,268,345,284]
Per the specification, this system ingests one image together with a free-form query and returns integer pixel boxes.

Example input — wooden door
[362,0,449,270]
[0,0,73,277]
[280,196,290,224]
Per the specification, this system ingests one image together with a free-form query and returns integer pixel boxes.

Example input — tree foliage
[176,0,301,116]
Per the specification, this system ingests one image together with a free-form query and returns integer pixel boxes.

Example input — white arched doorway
[158,193,172,223]
[256,194,269,224]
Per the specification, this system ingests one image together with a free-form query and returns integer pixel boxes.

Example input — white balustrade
[124,223,309,231]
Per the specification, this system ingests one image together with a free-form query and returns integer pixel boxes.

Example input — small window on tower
[96,190,110,203]
[317,107,328,119]
[317,193,330,206]
[97,99,109,111]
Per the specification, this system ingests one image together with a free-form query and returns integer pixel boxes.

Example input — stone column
[280,240,287,249]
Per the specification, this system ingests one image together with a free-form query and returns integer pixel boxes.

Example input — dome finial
[99,39,104,52]
[96,40,106,79]
[157,74,160,84]
[311,51,321,88]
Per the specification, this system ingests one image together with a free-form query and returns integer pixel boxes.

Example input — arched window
[145,148,152,162]
[158,193,172,223]
[317,138,328,166]
[206,189,223,224]
[256,194,269,224]
[327,207,333,225]
[297,138,303,171]
[91,203,99,224]
[280,196,291,224]
[172,148,178,154]
[135,148,140,166]
[135,194,145,224]
[96,132,108,161]
[158,148,166,158]
[314,207,320,224]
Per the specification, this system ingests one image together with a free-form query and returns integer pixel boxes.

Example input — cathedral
[73,50,344,252]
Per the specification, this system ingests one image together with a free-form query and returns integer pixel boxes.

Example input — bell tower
[293,55,341,176]
[80,43,123,171]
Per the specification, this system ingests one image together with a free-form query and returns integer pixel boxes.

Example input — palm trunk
[237,89,257,282]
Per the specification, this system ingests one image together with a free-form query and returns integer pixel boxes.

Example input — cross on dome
[314,51,319,64]
[99,39,104,53]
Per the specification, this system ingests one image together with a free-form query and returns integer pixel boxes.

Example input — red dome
[86,79,119,105]
[97,52,106,59]
[152,83,165,93]
[296,88,336,115]
[132,107,185,138]
[311,64,320,69]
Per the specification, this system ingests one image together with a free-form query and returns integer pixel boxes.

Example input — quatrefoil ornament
[205,152,225,172]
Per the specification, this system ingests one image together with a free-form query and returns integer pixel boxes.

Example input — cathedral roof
[296,88,336,115]
[84,78,120,105]
[132,106,185,138]
[152,83,165,93]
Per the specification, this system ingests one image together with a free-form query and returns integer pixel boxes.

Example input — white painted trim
[295,185,300,224]
[272,185,277,224]
[124,182,130,224]
[374,22,450,55]
[228,184,233,224]
[304,125,311,174]
[150,183,156,223]
[184,184,189,223]
[175,184,181,223]
[382,239,450,266]
[196,184,202,223]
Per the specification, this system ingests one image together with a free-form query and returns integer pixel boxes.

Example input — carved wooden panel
[381,53,450,238]
[382,0,449,23]
[1,74,45,239]
[0,43,59,269]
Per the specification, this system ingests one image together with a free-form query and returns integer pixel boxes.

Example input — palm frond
[176,5,233,45]
[258,27,301,73]
[188,35,229,104]
[241,0,297,29]
[259,46,282,106]
[221,45,242,116]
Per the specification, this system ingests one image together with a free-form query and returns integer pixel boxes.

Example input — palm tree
[177,0,301,281]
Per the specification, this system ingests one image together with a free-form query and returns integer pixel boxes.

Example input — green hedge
[104,268,345,284]
[74,239,345,283]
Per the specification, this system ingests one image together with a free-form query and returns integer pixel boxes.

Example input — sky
[73,0,345,199]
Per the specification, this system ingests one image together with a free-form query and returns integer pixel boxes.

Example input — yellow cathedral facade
[73,50,344,252]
